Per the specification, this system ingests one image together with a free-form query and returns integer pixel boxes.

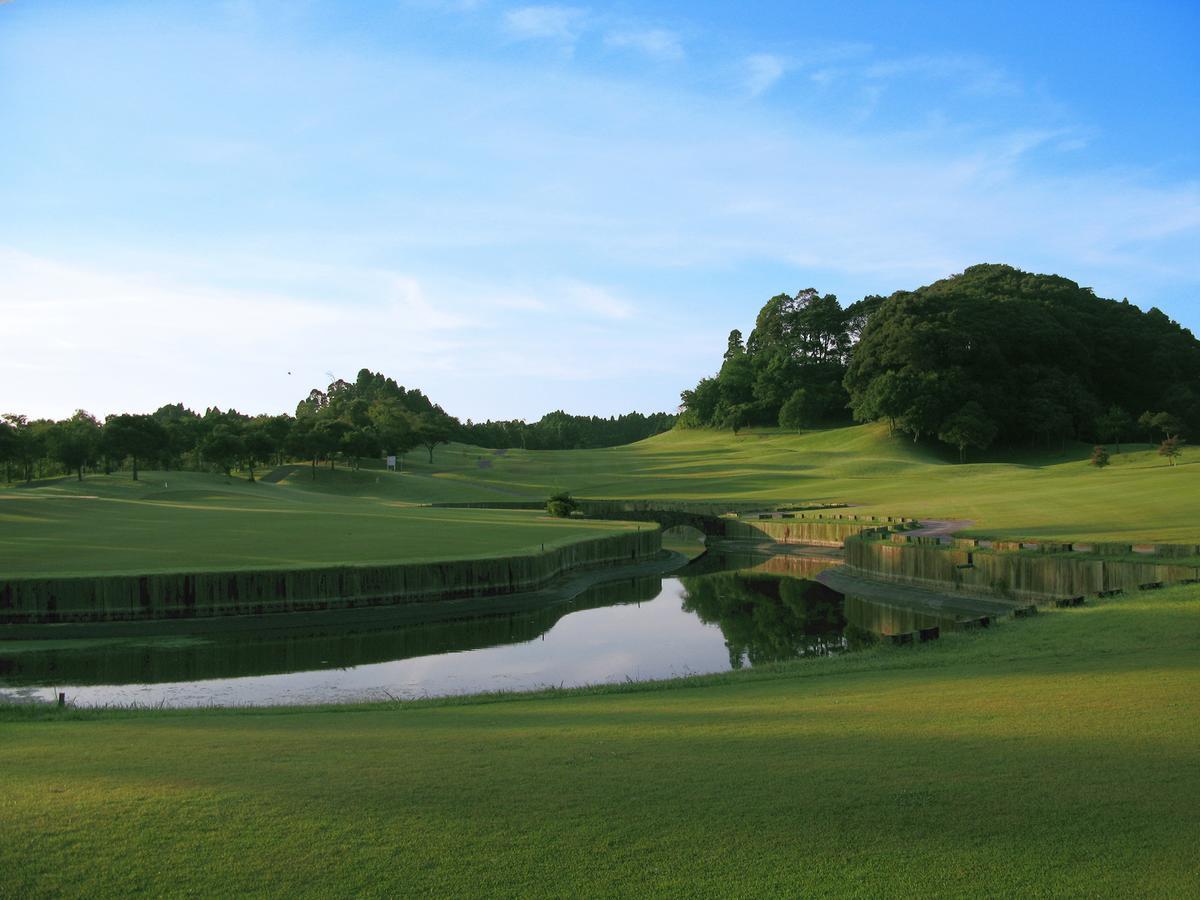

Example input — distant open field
[0,471,639,578]
[2,424,1197,579]
[3,582,1197,896]
[292,423,1200,542]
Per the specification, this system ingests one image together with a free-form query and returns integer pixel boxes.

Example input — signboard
[386,455,397,471]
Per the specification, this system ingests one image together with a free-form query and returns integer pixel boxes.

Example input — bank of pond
[1,544,980,708]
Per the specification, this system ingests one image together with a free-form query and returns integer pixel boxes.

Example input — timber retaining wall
[0,528,662,625]
[844,535,1200,603]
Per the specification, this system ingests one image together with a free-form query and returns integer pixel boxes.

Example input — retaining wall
[0,527,662,625]
[845,536,1200,603]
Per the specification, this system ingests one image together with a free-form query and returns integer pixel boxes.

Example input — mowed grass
[3,423,1197,577]
[382,424,1200,543]
[3,583,1197,897]
[0,470,639,577]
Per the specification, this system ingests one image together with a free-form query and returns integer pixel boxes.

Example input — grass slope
[3,584,1197,896]
[0,470,638,577]
[338,424,1200,542]
[3,424,1197,578]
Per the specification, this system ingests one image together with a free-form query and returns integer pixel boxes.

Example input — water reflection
[0,547,982,708]
[681,572,860,668]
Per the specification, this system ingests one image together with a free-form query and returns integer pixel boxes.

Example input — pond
[0,546,967,708]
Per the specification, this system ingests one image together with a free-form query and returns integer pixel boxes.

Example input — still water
[0,548,963,708]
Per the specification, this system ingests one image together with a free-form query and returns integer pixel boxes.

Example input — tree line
[681,264,1200,460]
[0,368,675,483]
[459,410,675,450]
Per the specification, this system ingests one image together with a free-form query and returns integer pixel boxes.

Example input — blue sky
[2,0,1197,421]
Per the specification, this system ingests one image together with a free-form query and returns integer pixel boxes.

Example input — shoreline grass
[2,583,1197,895]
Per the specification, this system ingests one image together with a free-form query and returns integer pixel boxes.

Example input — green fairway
[0,470,639,577]
[3,583,1197,896]
[299,424,1200,542]
[3,423,1197,579]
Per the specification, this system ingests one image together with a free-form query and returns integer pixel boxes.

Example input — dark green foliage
[546,490,578,518]
[103,413,168,481]
[47,411,101,481]
[845,264,1200,455]
[681,289,857,429]
[461,409,675,450]
[938,401,999,463]
[1095,406,1133,453]
[680,573,847,668]
[1091,446,1111,469]
[200,424,243,477]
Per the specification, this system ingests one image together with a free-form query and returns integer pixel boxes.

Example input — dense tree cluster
[678,290,879,432]
[682,264,1200,459]
[459,410,675,450]
[0,368,675,483]
[0,369,457,484]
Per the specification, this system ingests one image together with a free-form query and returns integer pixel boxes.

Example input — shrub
[547,491,578,518]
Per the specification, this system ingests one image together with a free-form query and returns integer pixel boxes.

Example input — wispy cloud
[502,5,587,44]
[744,53,787,96]
[2,5,1197,421]
[560,280,635,320]
[864,54,1020,98]
[604,28,683,62]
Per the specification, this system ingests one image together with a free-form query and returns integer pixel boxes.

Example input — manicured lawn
[3,424,1197,579]
[3,583,1197,896]
[318,424,1200,542]
[0,471,638,577]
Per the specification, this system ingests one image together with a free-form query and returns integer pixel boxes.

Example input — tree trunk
[248,463,255,483]
[77,465,83,482]
[311,457,317,480]
[132,456,139,481]
[427,444,434,463]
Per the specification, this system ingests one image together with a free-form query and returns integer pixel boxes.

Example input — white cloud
[604,28,683,62]
[864,54,1019,98]
[744,53,787,96]
[559,280,635,320]
[502,5,587,43]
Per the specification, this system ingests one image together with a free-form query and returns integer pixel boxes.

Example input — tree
[200,424,243,477]
[1095,406,1133,453]
[938,401,998,463]
[1,414,38,483]
[48,412,101,481]
[242,419,277,482]
[717,402,754,436]
[1090,446,1111,469]
[103,414,167,481]
[414,412,453,463]
[1151,411,1185,441]
[152,404,203,470]
[287,416,328,481]
[546,491,578,518]
[778,388,823,431]
[844,264,1200,454]
[369,399,418,465]
[341,426,381,471]
[1159,436,1185,467]
[0,417,15,483]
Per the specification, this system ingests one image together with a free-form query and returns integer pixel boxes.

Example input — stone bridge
[574,500,734,538]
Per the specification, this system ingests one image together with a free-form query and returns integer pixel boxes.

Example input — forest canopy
[681,264,1200,458]
[0,369,674,483]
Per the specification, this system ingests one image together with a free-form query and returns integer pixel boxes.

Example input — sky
[2,0,1198,422]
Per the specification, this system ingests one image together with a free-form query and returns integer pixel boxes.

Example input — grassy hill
[3,581,1197,895]
[295,423,1200,542]
[2,423,1196,579]
[0,469,640,578]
